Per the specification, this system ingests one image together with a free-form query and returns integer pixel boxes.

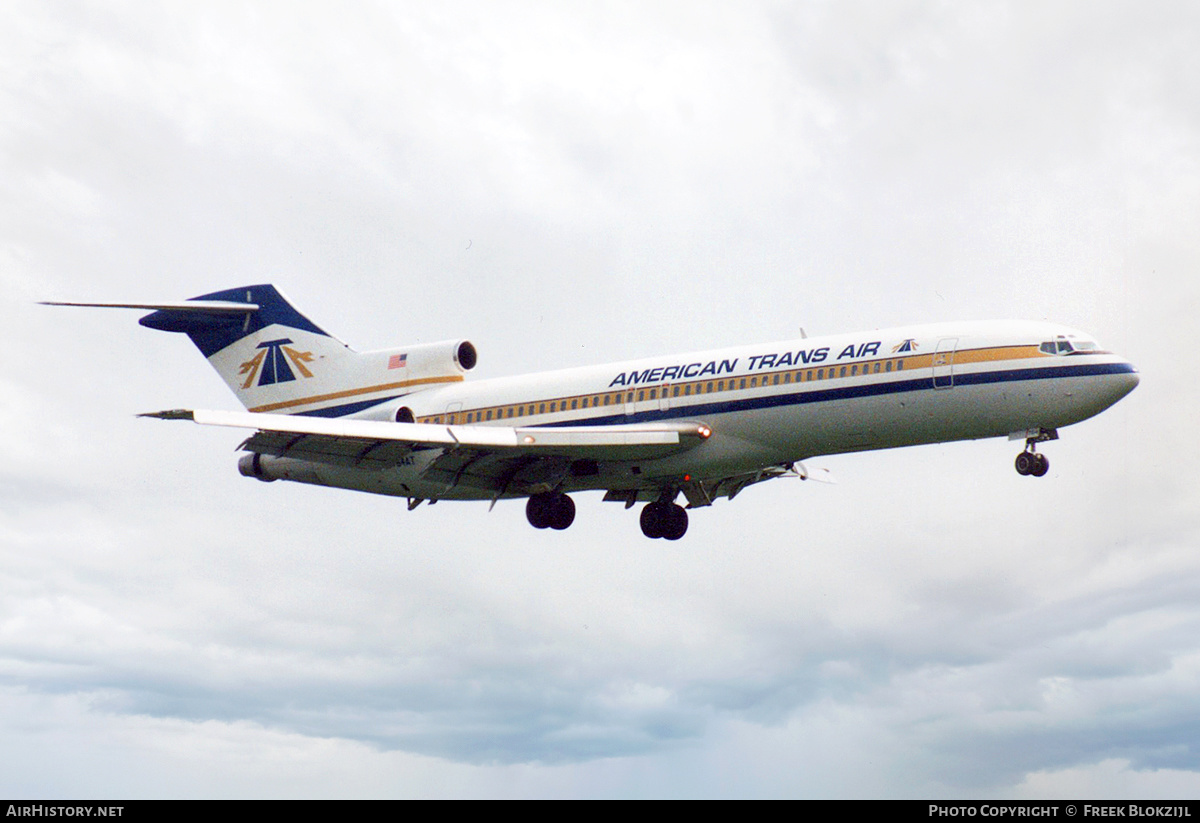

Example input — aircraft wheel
[1031,453,1049,477]
[661,504,688,541]
[640,502,666,539]
[526,494,553,529]
[548,494,576,530]
[1015,452,1035,476]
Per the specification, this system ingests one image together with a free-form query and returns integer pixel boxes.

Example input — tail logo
[239,338,316,388]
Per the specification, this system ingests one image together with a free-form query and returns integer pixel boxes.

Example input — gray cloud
[2,0,1198,797]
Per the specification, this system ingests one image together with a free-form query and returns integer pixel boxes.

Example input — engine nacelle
[400,339,477,376]
[238,452,276,481]
[354,339,477,422]
[238,453,325,484]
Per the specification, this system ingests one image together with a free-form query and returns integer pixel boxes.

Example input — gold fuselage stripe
[247,374,464,413]
[411,344,1050,425]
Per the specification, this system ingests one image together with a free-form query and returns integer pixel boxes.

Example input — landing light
[698,425,712,438]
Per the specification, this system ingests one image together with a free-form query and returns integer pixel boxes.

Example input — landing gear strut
[640,499,688,540]
[526,492,575,530]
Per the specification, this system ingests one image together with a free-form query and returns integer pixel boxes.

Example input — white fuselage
[261,319,1137,502]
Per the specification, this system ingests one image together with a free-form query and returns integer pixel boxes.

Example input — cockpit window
[1041,336,1102,355]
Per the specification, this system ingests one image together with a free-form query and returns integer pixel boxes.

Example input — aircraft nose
[1110,360,1139,402]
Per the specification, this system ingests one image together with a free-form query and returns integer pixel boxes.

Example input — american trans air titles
[606,341,883,387]
[43,285,1139,540]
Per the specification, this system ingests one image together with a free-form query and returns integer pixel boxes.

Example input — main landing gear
[526,492,575,530]
[640,499,688,540]
[524,491,689,539]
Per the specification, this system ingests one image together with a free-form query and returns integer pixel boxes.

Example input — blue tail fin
[139,284,333,357]
[52,284,474,418]
[140,284,364,414]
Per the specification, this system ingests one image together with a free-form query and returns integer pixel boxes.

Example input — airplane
[44,284,1139,539]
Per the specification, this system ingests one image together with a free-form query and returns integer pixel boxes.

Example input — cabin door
[932,338,958,389]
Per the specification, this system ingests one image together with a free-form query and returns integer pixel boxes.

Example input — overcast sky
[2,0,1198,798]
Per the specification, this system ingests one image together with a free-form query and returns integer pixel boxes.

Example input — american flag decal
[388,353,407,369]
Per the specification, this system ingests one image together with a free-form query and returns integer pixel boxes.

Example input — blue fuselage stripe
[307,361,1134,424]
[536,361,1137,428]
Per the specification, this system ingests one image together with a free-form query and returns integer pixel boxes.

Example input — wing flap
[142,408,711,465]
[238,429,418,469]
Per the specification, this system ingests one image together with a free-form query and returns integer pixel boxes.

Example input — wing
[142,408,713,499]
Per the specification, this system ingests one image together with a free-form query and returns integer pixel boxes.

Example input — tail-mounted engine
[354,339,477,422]
[389,339,477,378]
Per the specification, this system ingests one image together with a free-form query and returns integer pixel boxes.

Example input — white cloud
[1,0,1197,798]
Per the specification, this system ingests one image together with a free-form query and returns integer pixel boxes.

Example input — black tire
[640,502,665,539]
[526,494,552,529]
[1031,453,1049,477]
[548,494,576,530]
[661,504,688,541]
[1015,452,1034,476]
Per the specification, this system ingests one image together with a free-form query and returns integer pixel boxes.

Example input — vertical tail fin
[137,284,363,414]
[46,284,475,417]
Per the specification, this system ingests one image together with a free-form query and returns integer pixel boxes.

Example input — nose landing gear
[1014,428,1056,477]
[1014,449,1048,477]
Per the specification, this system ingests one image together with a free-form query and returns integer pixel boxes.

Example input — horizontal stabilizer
[40,300,259,314]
